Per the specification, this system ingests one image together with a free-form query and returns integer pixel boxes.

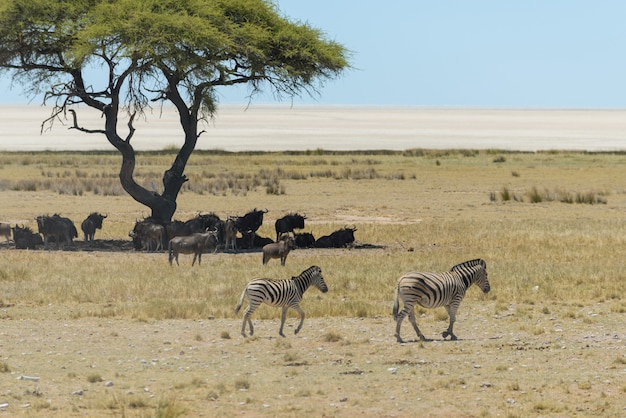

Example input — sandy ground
[1,302,624,417]
[1,105,625,152]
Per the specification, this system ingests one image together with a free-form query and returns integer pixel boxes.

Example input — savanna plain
[0,150,624,417]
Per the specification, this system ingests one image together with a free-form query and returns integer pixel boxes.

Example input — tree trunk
[103,105,179,223]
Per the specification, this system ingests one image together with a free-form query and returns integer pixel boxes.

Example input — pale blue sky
[2,1,625,108]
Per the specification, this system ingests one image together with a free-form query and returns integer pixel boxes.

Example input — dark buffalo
[81,212,107,244]
[36,214,78,250]
[274,213,306,241]
[294,232,316,248]
[315,227,357,248]
[234,208,268,248]
[12,225,43,249]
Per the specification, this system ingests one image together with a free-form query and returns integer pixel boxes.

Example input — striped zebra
[234,265,328,337]
[393,259,490,343]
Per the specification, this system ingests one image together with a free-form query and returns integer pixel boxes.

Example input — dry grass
[0,150,625,416]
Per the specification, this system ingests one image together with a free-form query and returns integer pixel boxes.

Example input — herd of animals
[0,209,490,343]
[0,209,357,259]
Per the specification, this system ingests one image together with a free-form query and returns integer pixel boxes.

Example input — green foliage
[0,0,349,115]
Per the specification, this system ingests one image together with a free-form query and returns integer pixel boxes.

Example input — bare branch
[67,109,106,134]
[125,112,136,143]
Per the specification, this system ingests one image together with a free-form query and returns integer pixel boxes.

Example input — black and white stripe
[235,265,328,337]
[393,259,490,343]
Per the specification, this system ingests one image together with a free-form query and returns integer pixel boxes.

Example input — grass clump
[322,331,343,342]
[234,377,250,390]
[87,373,103,383]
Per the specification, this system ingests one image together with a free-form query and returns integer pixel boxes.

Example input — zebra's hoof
[442,331,449,339]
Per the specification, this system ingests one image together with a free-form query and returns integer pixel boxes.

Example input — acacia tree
[0,0,349,221]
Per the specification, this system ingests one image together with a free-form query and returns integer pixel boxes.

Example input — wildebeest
[36,214,78,250]
[234,208,268,248]
[274,213,306,241]
[130,219,165,251]
[314,227,357,248]
[0,222,11,242]
[12,225,43,249]
[262,235,296,266]
[168,228,220,266]
[223,217,237,251]
[81,212,107,244]
[165,220,192,241]
[185,213,222,234]
[294,232,316,248]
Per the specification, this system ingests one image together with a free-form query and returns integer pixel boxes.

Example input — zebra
[392,259,490,343]
[234,265,329,337]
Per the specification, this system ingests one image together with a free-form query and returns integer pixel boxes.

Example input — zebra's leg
[407,309,427,341]
[395,305,424,343]
[442,305,457,340]
[242,304,257,337]
[293,305,305,335]
[279,306,289,337]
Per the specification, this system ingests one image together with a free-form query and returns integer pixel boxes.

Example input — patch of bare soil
[0,303,623,417]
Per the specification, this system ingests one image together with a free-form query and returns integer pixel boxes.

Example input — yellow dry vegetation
[0,150,624,417]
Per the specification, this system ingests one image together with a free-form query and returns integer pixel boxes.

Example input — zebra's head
[307,265,328,293]
[475,267,490,294]
[452,259,490,294]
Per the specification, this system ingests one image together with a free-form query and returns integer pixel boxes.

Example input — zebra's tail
[234,288,247,315]
[392,285,400,321]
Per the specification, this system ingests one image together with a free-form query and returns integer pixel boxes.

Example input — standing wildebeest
[314,226,357,248]
[12,225,43,249]
[274,213,306,241]
[393,259,490,343]
[36,214,78,250]
[168,228,220,266]
[0,222,11,242]
[234,208,268,248]
[262,235,296,266]
[81,213,107,244]
[130,220,165,251]
[223,217,237,251]
[234,265,328,337]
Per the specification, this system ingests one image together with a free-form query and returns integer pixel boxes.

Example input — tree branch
[67,109,106,134]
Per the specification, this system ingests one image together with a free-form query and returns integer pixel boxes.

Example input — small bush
[87,373,103,383]
[322,331,343,342]
[0,361,10,373]
[234,378,250,390]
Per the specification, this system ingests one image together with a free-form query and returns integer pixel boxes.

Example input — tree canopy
[0,0,350,221]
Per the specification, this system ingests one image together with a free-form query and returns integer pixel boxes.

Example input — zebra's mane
[450,258,486,272]
[291,265,321,280]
